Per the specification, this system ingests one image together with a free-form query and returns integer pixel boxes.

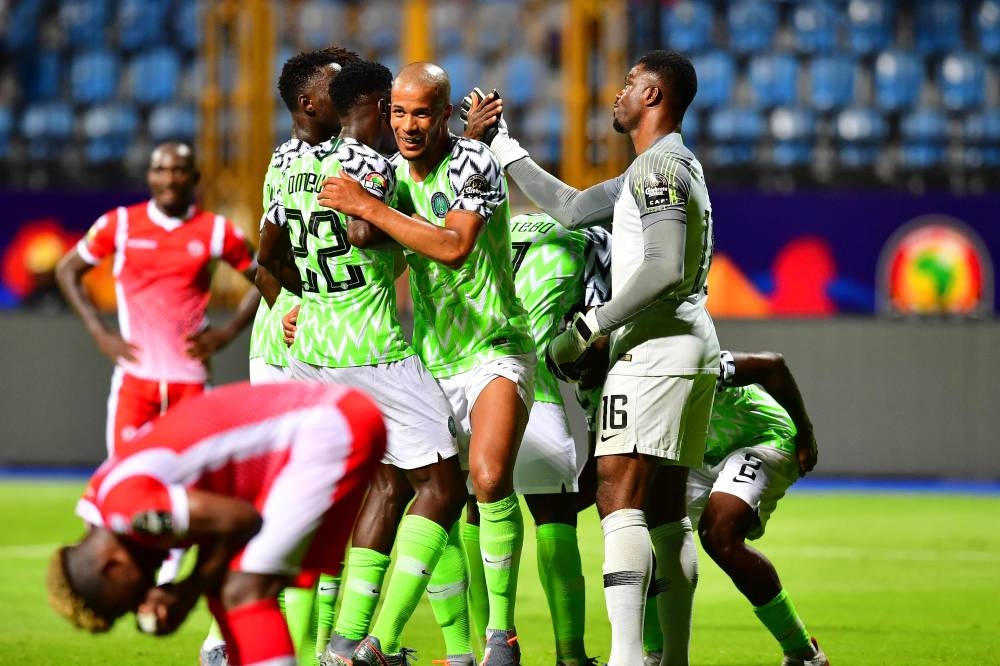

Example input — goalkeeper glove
[460,87,528,168]
[545,308,603,383]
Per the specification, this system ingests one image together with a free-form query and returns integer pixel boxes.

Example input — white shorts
[437,353,536,455]
[595,372,715,467]
[507,401,581,494]
[288,356,458,470]
[249,357,288,385]
[686,445,799,540]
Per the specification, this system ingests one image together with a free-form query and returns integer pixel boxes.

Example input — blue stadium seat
[873,50,922,112]
[809,55,856,113]
[963,109,1000,167]
[70,49,119,105]
[15,50,61,102]
[149,105,197,143]
[20,102,75,160]
[173,0,202,52]
[59,0,112,50]
[689,52,735,110]
[770,106,817,168]
[524,103,563,164]
[662,1,713,54]
[915,0,962,56]
[432,0,465,54]
[975,0,1000,56]
[119,0,170,51]
[82,104,139,164]
[440,54,480,104]
[708,107,764,166]
[358,1,401,57]
[680,110,701,148]
[747,53,799,109]
[5,0,43,52]
[727,0,778,55]
[128,48,181,106]
[475,2,521,55]
[899,107,949,170]
[792,1,841,55]
[938,52,986,113]
[298,0,348,50]
[834,106,887,168]
[0,107,12,158]
[845,0,894,56]
[504,53,544,108]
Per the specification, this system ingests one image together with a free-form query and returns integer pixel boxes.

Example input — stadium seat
[770,106,817,168]
[20,102,75,160]
[662,1,713,54]
[149,105,197,143]
[708,107,764,167]
[82,104,139,164]
[128,48,182,106]
[440,53,480,104]
[938,52,987,113]
[834,106,887,168]
[70,48,119,105]
[747,53,799,109]
[845,0,894,56]
[15,50,61,103]
[118,0,170,51]
[915,0,962,56]
[962,109,1000,167]
[727,0,778,55]
[689,52,735,110]
[475,2,522,56]
[680,109,701,148]
[899,107,949,170]
[173,0,202,52]
[975,0,1000,56]
[5,0,43,52]
[792,0,841,55]
[873,50,922,113]
[809,55,856,113]
[0,107,12,158]
[59,0,112,50]
[503,53,545,108]
[297,0,348,49]
[432,0,465,54]
[523,103,563,164]
[357,1,401,57]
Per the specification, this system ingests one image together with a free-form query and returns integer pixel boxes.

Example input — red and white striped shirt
[77,200,254,383]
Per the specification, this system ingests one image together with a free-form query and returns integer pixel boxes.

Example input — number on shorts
[733,453,763,483]
[601,394,628,430]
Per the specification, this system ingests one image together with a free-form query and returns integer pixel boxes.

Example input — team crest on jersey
[362,172,387,200]
[460,174,489,199]
[447,415,457,438]
[187,240,206,257]
[431,192,449,218]
[642,172,674,211]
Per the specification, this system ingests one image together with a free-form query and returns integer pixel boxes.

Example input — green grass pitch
[1,481,998,665]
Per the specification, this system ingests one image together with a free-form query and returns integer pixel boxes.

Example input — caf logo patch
[431,192,449,218]
[461,174,489,198]
[362,172,387,200]
[447,415,457,438]
[642,172,673,210]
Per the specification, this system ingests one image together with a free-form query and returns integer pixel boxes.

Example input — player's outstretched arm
[319,174,483,269]
[729,351,818,476]
[55,248,138,363]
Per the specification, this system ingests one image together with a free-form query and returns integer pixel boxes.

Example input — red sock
[220,598,295,665]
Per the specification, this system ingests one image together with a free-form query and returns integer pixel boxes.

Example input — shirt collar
[147,200,196,231]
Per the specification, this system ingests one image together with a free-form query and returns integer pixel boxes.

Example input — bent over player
[47,382,385,666]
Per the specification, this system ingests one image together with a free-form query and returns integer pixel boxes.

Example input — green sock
[642,582,664,655]
[478,494,524,632]
[461,522,489,640]
[315,573,341,655]
[536,523,587,661]
[333,548,391,641]
[427,522,474,656]
[284,585,317,666]
[372,515,449,653]
[753,588,813,654]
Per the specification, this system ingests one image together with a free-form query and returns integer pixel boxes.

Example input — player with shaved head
[320,62,535,666]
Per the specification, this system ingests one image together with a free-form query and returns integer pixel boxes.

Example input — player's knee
[698,516,739,562]
[220,572,284,611]
[469,461,509,501]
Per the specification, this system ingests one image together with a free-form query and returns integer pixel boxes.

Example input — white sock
[601,508,652,666]
[156,548,185,585]
[649,517,698,666]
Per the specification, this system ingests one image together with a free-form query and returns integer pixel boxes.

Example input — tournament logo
[431,192,449,218]
[460,174,489,199]
[877,215,993,317]
[362,172,387,200]
[642,172,673,210]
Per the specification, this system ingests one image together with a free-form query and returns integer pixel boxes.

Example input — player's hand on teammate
[318,174,369,218]
[95,330,139,364]
[461,87,503,144]
[546,308,604,383]
[185,327,230,360]
[282,305,299,347]
[135,581,199,636]
[795,427,818,477]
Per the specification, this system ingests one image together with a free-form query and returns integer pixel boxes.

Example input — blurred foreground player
[46,382,386,666]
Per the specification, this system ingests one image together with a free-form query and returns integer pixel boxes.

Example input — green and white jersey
[704,351,797,465]
[607,131,718,376]
[395,135,533,377]
[249,139,309,366]
[268,137,412,368]
[510,212,610,404]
